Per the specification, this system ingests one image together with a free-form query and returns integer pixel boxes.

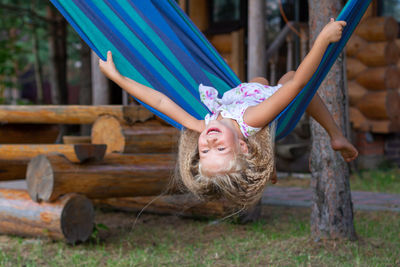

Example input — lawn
[277,167,400,194]
[0,168,399,266]
[0,206,399,266]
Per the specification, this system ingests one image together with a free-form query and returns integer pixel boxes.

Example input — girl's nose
[206,136,218,145]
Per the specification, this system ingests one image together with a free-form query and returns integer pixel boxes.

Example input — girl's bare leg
[306,93,358,162]
[278,72,358,162]
[249,77,269,85]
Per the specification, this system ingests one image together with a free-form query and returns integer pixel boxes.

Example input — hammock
[50,0,371,140]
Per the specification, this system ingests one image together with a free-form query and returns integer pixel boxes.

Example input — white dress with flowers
[199,82,282,138]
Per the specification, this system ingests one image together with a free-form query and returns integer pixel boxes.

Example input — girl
[99,19,358,207]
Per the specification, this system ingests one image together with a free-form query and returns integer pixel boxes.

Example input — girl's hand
[99,51,120,80]
[320,18,347,43]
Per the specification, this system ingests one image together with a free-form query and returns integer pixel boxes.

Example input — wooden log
[356,66,400,90]
[0,124,59,144]
[0,105,153,125]
[26,153,177,202]
[0,189,94,244]
[355,17,399,42]
[0,144,106,181]
[360,119,400,134]
[357,90,400,120]
[346,35,367,57]
[91,115,179,154]
[348,82,367,106]
[346,58,367,80]
[357,41,399,67]
[63,136,91,144]
[94,195,236,218]
[0,161,29,181]
[350,107,400,133]
[0,144,106,163]
[349,107,368,129]
[209,33,232,53]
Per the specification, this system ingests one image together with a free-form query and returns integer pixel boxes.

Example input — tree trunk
[79,40,92,135]
[31,2,44,104]
[47,5,67,105]
[247,0,266,79]
[308,0,356,241]
[91,51,109,105]
[47,4,68,143]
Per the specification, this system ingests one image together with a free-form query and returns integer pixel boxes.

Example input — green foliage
[0,0,83,103]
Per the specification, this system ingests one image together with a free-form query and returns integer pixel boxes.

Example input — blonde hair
[175,124,276,208]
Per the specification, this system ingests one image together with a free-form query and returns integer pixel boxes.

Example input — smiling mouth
[207,127,221,135]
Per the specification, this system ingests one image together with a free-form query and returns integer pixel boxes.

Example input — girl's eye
[218,147,225,151]
[202,150,209,153]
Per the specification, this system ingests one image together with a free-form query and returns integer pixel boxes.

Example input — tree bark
[308,0,356,241]
[47,5,67,105]
[79,40,92,135]
[247,0,266,79]
[91,51,109,105]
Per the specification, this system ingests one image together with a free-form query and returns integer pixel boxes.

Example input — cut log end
[61,194,94,244]
[0,189,94,243]
[91,115,125,154]
[26,155,54,202]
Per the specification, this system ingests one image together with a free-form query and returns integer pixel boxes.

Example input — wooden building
[175,0,400,168]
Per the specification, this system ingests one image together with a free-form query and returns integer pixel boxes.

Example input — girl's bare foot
[331,135,359,162]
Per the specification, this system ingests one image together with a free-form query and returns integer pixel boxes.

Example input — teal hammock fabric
[50,0,371,140]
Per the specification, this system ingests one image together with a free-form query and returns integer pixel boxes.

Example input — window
[378,0,400,37]
[208,0,247,34]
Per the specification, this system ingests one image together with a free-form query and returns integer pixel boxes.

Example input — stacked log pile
[0,105,234,243]
[346,17,400,134]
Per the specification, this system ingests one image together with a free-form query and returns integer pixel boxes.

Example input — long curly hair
[174,124,276,208]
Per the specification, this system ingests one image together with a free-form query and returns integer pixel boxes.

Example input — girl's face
[198,120,248,176]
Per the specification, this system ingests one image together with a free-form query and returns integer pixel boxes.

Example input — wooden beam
[0,105,153,124]
[0,144,106,163]
[0,144,106,181]
[0,124,59,144]
[26,153,178,202]
[0,189,94,244]
[95,195,236,219]
[92,115,179,154]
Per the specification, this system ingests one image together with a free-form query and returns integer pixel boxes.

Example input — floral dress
[199,82,282,138]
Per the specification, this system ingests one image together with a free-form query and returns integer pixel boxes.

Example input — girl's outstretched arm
[244,19,346,128]
[99,51,204,132]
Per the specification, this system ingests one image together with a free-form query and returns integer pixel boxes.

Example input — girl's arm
[99,51,205,133]
[244,19,346,128]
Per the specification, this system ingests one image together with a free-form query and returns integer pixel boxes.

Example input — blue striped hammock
[50,0,370,140]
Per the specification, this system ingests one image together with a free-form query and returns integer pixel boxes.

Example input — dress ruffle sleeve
[199,84,221,114]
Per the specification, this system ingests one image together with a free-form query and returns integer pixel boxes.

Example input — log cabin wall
[346,1,400,168]
[178,0,246,80]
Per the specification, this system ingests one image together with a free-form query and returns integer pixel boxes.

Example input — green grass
[277,167,400,194]
[0,207,399,266]
[350,167,400,194]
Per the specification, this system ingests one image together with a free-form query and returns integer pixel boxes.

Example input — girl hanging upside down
[99,18,358,208]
